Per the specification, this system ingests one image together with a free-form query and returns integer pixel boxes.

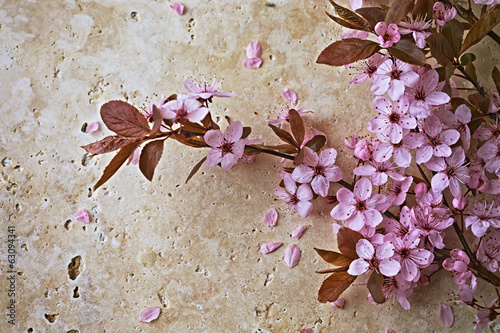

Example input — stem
[457,66,486,98]
[416,163,432,188]
[244,145,295,160]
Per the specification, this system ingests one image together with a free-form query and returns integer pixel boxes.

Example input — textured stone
[1,0,499,332]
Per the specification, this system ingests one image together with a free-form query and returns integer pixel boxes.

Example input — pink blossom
[263,208,278,227]
[243,41,263,69]
[458,275,477,304]
[347,239,401,276]
[475,298,499,333]
[405,69,450,119]
[443,249,471,285]
[386,176,413,206]
[354,160,405,186]
[205,121,246,171]
[382,206,413,238]
[291,147,343,197]
[184,78,237,100]
[385,230,433,282]
[161,93,209,123]
[433,2,457,27]
[399,17,431,48]
[291,225,307,239]
[382,274,415,310]
[452,196,467,210]
[476,229,500,272]
[274,172,313,218]
[425,147,469,198]
[170,2,185,15]
[85,121,100,133]
[140,306,160,323]
[349,0,363,10]
[438,104,472,150]
[75,208,90,223]
[330,177,385,231]
[473,122,500,143]
[284,244,301,268]
[439,303,454,327]
[375,22,401,48]
[412,114,460,164]
[368,96,417,144]
[373,129,423,167]
[261,242,283,254]
[341,29,369,40]
[371,59,419,101]
[464,201,500,237]
[477,141,500,175]
[411,206,454,249]
[353,139,372,161]
[349,53,386,85]
[267,88,314,125]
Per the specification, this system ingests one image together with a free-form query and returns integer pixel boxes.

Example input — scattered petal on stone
[284,244,301,268]
[246,40,262,58]
[243,57,262,69]
[170,2,185,15]
[74,208,90,223]
[140,306,160,323]
[331,297,345,309]
[261,242,282,254]
[263,208,278,227]
[291,225,306,239]
[282,88,298,104]
[439,303,454,327]
[85,121,100,133]
[385,329,395,333]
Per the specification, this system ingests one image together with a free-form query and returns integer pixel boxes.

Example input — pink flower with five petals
[204,121,246,171]
[184,78,237,100]
[347,239,401,276]
[405,69,450,119]
[425,147,469,198]
[274,172,314,218]
[161,93,209,123]
[375,22,401,48]
[371,59,419,101]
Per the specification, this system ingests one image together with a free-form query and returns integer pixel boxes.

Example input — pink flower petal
[282,88,298,103]
[170,2,184,15]
[331,297,345,309]
[284,244,301,268]
[439,303,454,327]
[246,40,262,58]
[243,57,262,69]
[85,121,100,133]
[140,306,160,323]
[75,208,90,223]
[291,225,306,239]
[263,208,278,227]
[261,242,283,254]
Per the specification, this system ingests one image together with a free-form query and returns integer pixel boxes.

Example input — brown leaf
[367,271,386,304]
[388,39,426,66]
[201,112,219,130]
[328,0,372,31]
[172,134,208,148]
[317,38,380,67]
[442,20,464,58]
[337,227,364,260]
[325,11,372,31]
[139,140,165,181]
[181,121,208,135]
[293,148,305,166]
[385,0,414,24]
[100,101,151,137]
[466,62,478,83]
[305,135,327,152]
[318,271,357,303]
[427,33,454,66]
[460,5,500,54]
[241,127,252,139]
[268,124,298,148]
[82,136,142,155]
[492,66,500,94]
[413,0,432,19]
[150,105,163,137]
[185,156,207,183]
[356,7,386,28]
[93,141,142,190]
[315,248,354,267]
[289,109,305,146]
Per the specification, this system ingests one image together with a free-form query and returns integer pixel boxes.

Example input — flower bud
[452,196,467,210]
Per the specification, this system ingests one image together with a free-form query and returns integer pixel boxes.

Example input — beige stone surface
[1,0,500,332]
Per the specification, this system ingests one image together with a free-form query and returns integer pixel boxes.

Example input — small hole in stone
[64,220,72,230]
[44,313,59,323]
[73,286,80,298]
[68,256,83,280]
[21,244,28,251]
[27,328,33,333]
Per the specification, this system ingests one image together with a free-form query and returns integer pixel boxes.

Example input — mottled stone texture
[1,0,499,332]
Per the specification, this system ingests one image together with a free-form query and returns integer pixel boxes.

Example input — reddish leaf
[242,127,252,139]
[427,33,454,66]
[288,109,305,147]
[356,7,386,28]
[325,11,372,32]
[337,227,364,260]
[181,122,208,135]
[412,0,432,19]
[442,20,464,58]
[185,156,207,184]
[384,0,414,24]
[492,66,500,94]
[460,5,500,54]
[100,101,151,137]
[367,271,386,304]
[388,39,426,66]
[328,0,372,31]
[318,271,357,303]
[315,248,354,267]
[172,134,208,148]
[466,62,478,83]
[293,148,305,166]
[201,112,219,130]
[150,104,163,137]
[317,38,380,67]
[82,136,142,155]
[305,135,326,152]
[93,141,142,190]
[268,124,298,148]
[139,140,165,181]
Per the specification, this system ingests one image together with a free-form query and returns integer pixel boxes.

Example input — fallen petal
[291,225,306,239]
[140,306,160,323]
[263,208,278,227]
[243,57,262,69]
[74,208,90,223]
[261,242,283,254]
[246,40,262,58]
[331,297,345,309]
[85,121,100,133]
[439,303,453,327]
[282,88,298,104]
[284,244,301,268]
[170,2,185,15]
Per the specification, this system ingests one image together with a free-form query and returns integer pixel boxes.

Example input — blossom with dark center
[184,78,237,100]
[161,93,209,123]
[464,201,500,237]
[411,206,454,249]
[405,69,450,119]
[347,239,401,277]
[425,147,469,198]
[399,17,431,48]
[349,53,386,85]
[371,58,419,101]
[273,172,313,218]
[205,121,246,171]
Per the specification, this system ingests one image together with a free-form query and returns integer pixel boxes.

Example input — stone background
[1,0,499,332]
